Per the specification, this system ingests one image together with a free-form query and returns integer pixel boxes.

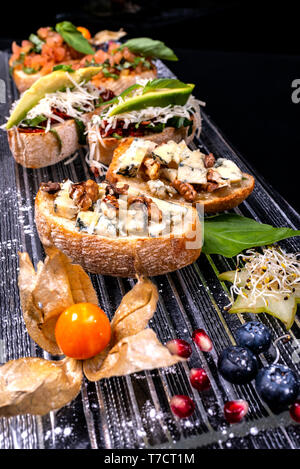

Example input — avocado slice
[108,83,195,116]
[219,270,300,330]
[6,66,101,129]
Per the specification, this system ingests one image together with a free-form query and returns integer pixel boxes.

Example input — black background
[1,1,299,212]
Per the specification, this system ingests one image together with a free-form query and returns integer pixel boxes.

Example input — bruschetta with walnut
[106,138,255,213]
[35,179,202,277]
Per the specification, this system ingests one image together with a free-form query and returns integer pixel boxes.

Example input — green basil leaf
[112,132,122,140]
[145,122,165,133]
[55,21,95,55]
[49,129,62,152]
[142,78,193,94]
[22,115,46,127]
[52,64,75,73]
[203,213,300,258]
[29,33,45,53]
[102,68,119,80]
[120,37,178,61]
[23,66,40,75]
[75,119,86,145]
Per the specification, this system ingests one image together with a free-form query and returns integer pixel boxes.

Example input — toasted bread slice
[35,185,201,277]
[107,139,255,213]
[13,69,43,94]
[87,120,197,167]
[13,67,156,95]
[7,110,97,169]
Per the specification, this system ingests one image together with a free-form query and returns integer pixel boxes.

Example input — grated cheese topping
[14,76,107,132]
[89,78,204,136]
[229,246,300,307]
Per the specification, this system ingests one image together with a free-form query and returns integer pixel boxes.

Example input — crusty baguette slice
[107,139,255,213]
[35,188,202,278]
[13,69,43,94]
[87,120,197,167]
[13,67,156,95]
[7,110,97,169]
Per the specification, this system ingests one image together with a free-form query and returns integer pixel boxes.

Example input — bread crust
[107,139,255,213]
[35,189,202,278]
[13,68,157,95]
[88,123,196,167]
[7,110,98,169]
[13,69,42,94]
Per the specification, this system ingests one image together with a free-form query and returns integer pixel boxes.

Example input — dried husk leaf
[0,357,82,417]
[111,277,159,345]
[83,277,158,378]
[91,29,127,45]
[84,277,182,381]
[87,329,183,380]
[18,248,98,354]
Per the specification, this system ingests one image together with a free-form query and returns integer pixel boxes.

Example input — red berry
[189,368,211,391]
[192,329,213,352]
[170,395,195,418]
[166,339,192,358]
[290,400,300,423]
[224,400,249,424]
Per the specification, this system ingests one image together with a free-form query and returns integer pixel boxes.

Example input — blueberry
[236,321,272,354]
[255,364,299,412]
[218,346,258,384]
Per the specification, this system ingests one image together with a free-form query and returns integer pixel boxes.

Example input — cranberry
[166,339,192,358]
[170,395,195,419]
[224,400,249,424]
[189,368,211,391]
[192,329,213,352]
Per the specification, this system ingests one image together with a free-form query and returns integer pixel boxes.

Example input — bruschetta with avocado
[87,78,203,170]
[35,179,202,277]
[106,138,255,213]
[5,67,114,168]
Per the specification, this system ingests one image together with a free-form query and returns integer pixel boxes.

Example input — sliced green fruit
[108,82,195,116]
[6,66,101,129]
[219,270,300,329]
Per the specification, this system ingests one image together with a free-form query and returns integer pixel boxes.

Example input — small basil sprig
[119,37,178,61]
[23,66,40,75]
[29,33,45,53]
[56,21,94,55]
[203,213,300,258]
[22,115,46,127]
[52,64,75,73]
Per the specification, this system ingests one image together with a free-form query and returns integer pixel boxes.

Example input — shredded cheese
[87,79,204,166]
[229,246,300,307]
[13,79,107,132]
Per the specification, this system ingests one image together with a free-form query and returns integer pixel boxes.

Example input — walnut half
[69,180,100,211]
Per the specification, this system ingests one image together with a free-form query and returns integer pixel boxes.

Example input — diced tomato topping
[18,127,45,133]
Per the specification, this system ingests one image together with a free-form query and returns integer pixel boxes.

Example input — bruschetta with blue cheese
[106,138,255,213]
[35,179,202,277]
